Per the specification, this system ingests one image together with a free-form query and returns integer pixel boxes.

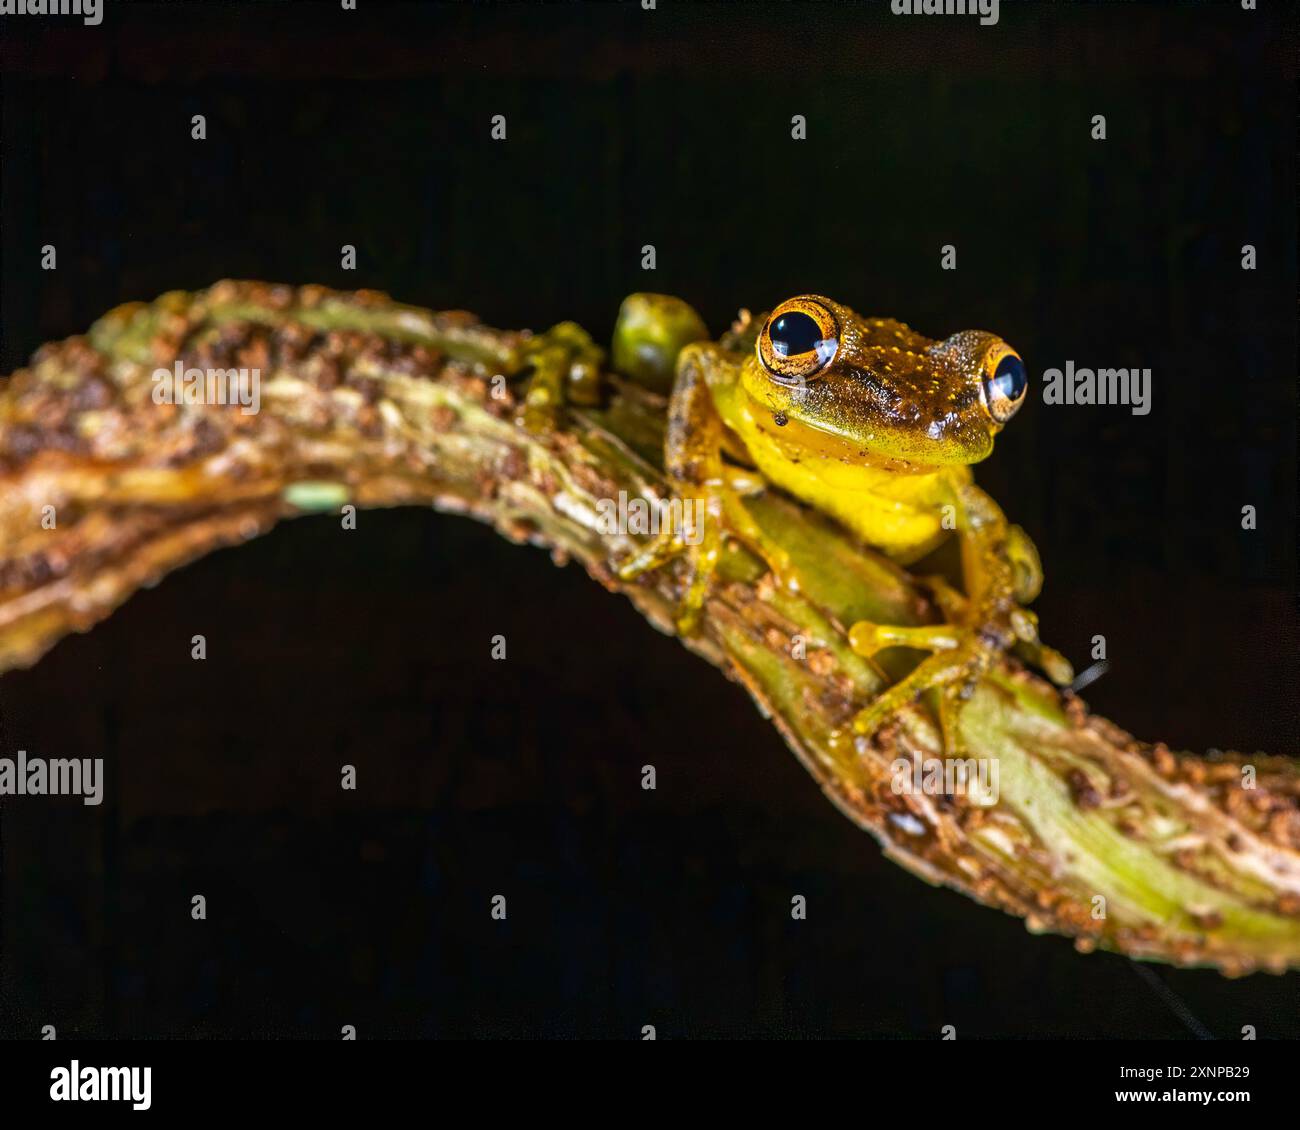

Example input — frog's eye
[758,298,839,383]
[980,348,1028,424]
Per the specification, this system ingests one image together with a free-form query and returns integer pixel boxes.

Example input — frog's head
[739,294,1028,471]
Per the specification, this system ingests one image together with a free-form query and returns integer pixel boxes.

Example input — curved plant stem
[2,281,1298,975]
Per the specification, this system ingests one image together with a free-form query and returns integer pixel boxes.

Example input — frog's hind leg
[847,482,1070,750]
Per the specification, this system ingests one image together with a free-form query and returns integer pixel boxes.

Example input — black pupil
[990,354,1027,401]
[770,311,823,359]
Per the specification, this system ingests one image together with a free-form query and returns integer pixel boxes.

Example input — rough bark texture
[3,280,1298,975]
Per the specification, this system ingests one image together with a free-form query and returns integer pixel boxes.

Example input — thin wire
[1129,961,1214,1040]
[1069,659,1110,694]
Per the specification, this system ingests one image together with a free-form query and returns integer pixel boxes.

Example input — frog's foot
[846,632,989,754]
[516,321,605,433]
[616,484,791,635]
[916,575,1073,687]
[1007,607,1074,686]
[847,608,1072,753]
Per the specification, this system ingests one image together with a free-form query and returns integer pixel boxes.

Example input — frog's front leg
[916,563,1072,684]
[848,483,1071,749]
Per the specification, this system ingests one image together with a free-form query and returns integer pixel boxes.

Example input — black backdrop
[1,0,1296,1038]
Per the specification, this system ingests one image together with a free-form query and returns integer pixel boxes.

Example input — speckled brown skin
[2,280,1298,974]
[748,296,1007,471]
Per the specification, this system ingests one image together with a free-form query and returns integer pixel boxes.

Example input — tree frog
[603,293,1072,749]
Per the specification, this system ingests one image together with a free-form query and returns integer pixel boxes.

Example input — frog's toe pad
[847,620,886,657]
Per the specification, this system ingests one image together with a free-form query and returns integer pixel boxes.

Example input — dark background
[0,0,1296,1038]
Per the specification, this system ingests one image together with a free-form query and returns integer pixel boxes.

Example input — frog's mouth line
[748,362,998,468]
[750,396,983,474]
